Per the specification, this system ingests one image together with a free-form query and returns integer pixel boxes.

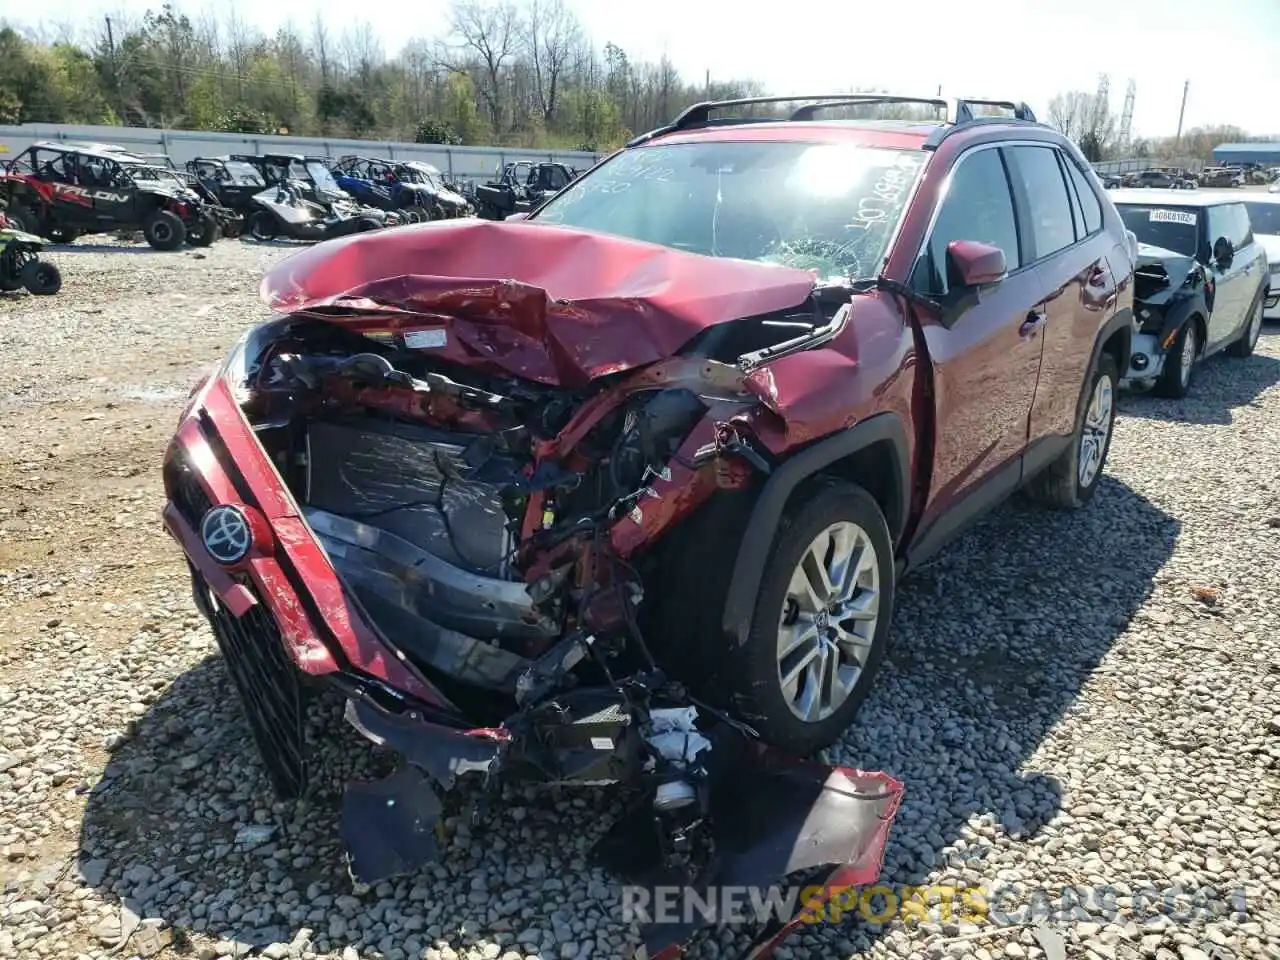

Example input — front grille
[192,567,310,800]
[168,458,213,530]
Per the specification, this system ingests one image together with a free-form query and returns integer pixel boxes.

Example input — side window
[1065,157,1103,235]
[1008,145,1076,259]
[912,147,1021,295]
[1230,204,1254,248]
[1207,205,1235,247]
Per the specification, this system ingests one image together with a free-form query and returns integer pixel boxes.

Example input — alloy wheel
[1078,373,1114,488]
[1180,324,1198,389]
[1247,301,1263,349]
[776,521,880,723]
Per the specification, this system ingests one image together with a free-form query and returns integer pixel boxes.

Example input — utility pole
[1174,79,1189,147]
[105,16,123,123]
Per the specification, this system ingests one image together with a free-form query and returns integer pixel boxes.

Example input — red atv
[2,141,218,249]
[163,94,1138,958]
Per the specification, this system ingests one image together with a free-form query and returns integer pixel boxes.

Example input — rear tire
[248,211,277,241]
[45,224,79,244]
[1227,295,1263,358]
[1026,353,1118,509]
[1154,320,1199,398]
[188,212,219,247]
[20,259,61,295]
[144,211,185,251]
[7,206,40,236]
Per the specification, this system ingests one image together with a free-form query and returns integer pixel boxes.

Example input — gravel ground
[1,237,1279,960]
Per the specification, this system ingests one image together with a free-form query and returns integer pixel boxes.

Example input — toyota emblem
[200,504,253,565]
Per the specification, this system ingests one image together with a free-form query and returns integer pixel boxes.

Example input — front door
[1204,203,1251,349]
[908,144,1044,557]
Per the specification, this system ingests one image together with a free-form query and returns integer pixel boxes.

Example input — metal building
[1212,142,1280,166]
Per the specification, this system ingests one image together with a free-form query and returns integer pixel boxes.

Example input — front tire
[20,259,61,295]
[144,211,186,251]
[731,479,894,755]
[1155,320,1199,398]
[1027,354,1118,509]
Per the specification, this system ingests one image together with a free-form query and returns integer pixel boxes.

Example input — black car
[1112,189,1269,396]
[473,160,576,220]
[0,141,219,249]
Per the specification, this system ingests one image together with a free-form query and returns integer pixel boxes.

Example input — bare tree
[444,0,522,132]
[525,0,580,124]
[311,11,331,85]
[342,21,381,84]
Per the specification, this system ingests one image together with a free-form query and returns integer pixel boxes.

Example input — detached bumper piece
[342,698,903,960]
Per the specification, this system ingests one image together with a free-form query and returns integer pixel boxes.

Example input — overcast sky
[11,0,1280,138]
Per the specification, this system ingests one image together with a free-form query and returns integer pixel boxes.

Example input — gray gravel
[2,238,1280,960]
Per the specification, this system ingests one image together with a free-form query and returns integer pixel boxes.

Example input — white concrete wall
[0,123,605,183]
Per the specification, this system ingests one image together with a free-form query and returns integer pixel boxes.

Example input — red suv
[162,95,1135,943]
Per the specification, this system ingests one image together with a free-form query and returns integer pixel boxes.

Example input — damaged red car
[163,94,1135,958]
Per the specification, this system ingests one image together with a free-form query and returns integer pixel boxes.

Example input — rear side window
[913,147,1021,295]
[1064,158,1103,235]
[1007,145,1076,259]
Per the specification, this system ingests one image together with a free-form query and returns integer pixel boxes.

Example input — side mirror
[947,240,1008,288]
[1213,236,1234,270]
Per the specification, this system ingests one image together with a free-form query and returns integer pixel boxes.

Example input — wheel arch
[720,412,910,648]
[1096,306,1134,376]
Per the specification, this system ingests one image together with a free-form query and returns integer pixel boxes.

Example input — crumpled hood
[260,219,817,387]
[1134,242,1199,306]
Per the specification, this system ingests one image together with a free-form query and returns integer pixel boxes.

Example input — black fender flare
[719,411,910,648]
[1090,306,1134,374]
[1148,298,1207,355]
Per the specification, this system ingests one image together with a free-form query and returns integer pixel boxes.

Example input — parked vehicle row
[0,142,488,249]
[0,141,225,250]
[1102,163,1280,192]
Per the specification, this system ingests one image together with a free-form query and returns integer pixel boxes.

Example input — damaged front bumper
[163,355,903,959]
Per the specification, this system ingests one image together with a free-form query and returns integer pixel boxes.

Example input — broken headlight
[607,388,707,497]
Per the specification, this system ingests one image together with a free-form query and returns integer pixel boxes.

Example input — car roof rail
[628,94,1040,147]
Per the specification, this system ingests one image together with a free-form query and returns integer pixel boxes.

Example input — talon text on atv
[164,93,1136,959]
[0,141,218,249]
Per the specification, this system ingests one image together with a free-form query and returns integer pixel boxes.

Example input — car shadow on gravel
[73,477,1179,960]
[1120,334,1280,425]
[812,474,1179,954]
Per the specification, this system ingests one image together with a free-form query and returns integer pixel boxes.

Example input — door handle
[1020,311,1046,337]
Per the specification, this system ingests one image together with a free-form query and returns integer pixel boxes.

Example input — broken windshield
[530,140,926,279]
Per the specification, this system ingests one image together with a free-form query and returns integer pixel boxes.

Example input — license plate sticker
[403,328,448,349]
[1149,209,1197,225]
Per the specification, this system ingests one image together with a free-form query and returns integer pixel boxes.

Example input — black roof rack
[626,94,1039,147]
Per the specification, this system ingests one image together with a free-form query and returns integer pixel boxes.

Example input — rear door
[1006,144,1119,457]
[907,144,1044,551]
